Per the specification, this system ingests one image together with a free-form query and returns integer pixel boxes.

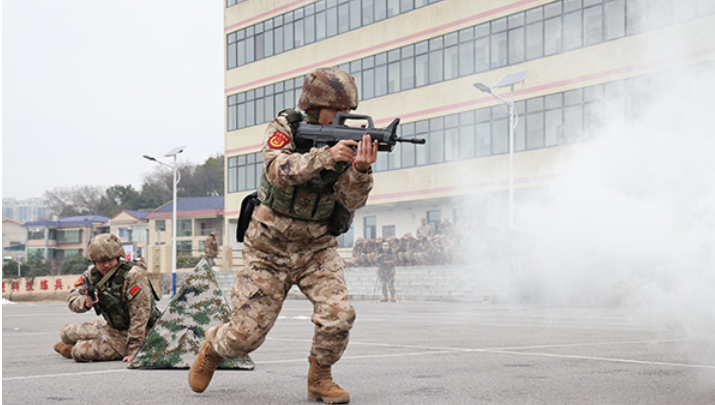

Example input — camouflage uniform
[60,263,158,362]
[362,239,377,266]
[376,243,396,302]
[348,238,364,267]
[205,233,218,265]
[416,217,434,240]
[206,112,373,367]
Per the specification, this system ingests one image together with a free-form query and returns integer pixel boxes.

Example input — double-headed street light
[473,70,531,230]
[143,145,186,297]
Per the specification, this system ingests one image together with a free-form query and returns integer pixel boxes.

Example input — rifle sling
[96,262,122,289]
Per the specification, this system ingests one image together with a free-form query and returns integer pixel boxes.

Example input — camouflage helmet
[298,67,359,111]
[87,234,125,262]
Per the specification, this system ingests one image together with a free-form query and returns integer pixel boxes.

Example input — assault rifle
[83,274,102,316]
[294,112,425,152]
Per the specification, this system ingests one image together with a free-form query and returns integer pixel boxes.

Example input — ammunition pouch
[327,202,354,236]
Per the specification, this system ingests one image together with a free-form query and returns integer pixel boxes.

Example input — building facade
[2,218,27,263]
[222,0,715,257]
[145,197,224,273]
[107,210,151,261]
[22,215,110,266]
[3,198,51,223]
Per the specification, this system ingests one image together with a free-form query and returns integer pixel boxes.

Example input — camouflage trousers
[378,267,396,297]
[60,319,123,362]
[206,221,356,367]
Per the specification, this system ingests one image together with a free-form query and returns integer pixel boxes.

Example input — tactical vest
[90,261,161,331]
[258,109,348,222]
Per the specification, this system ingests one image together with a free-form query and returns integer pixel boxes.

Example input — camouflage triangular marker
[128,259,254,370]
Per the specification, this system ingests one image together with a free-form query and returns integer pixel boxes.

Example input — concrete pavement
[3,299,715,404]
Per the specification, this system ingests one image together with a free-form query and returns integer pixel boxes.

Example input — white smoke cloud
[516,62,715,338]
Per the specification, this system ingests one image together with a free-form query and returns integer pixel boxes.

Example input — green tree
[25,258,51,278]
[59,254,91,275]
[2,260,30,279]
[180,154,225,197]
[95,184,144,217]
[139,155,224,207]
[42,152,224,218]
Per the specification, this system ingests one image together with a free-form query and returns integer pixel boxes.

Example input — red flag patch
[129,285,141,297]
[74,277,84,286]
[268,131,290,149]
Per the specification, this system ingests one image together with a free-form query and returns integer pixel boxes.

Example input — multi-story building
[222,0,715,258]
[2,218,27,263]
[107,210,151,261]
[22,215,110,264]
[3,198,51,223]
[145,197,224,272]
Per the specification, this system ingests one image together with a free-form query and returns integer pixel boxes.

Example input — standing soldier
[439,218,453,236]
[189,67,379,404]
[54,234,161,362]
[376,242,397,302]
[204,231,218,266]
[416,217,434,239]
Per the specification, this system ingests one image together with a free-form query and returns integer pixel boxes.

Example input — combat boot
[380,295,388,302]
[53,341,73,359]
[307,356,350,404]
[189,341,223,393]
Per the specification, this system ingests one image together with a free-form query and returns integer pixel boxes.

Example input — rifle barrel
[397,137,426,144]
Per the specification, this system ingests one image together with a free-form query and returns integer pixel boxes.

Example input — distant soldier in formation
[440,218,453,236]
[416,217,434,239]
[345,218,460,268]
[362,238,378,267]
[54,234,161,362]
[204,232,218,266]
[376,242,397,302]
[347,237,365,267]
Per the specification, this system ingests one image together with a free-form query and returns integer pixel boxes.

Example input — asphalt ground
[3,299,715,405]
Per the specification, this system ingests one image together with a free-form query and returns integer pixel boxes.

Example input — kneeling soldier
[54,234,161,362]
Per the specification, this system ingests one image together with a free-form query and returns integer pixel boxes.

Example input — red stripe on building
[146,209,224,219]
[225,0,542,93]
[225,0,309,32]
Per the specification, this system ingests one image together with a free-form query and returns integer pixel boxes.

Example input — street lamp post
[473,70,531,229]
[143,145,186,297]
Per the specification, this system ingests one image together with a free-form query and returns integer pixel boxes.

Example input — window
[118,227,130,238]
[382,225,396,238]
[57,249,82,259]
[155,220,166,232]
[177,241,192,256]
[56,230,81,243]
[28,248,45,259]
[427,210,441,234]
[28,228,45,240]
[364,216,376,240]
[178,219,192,237]
[227,0,444,68]
[228,152,263,193]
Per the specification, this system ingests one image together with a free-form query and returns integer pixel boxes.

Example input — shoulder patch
[129,285,141,297]
[74,276,84,286]
[268,131,290,149]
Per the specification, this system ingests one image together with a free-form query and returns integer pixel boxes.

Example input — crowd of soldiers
[346,218,459,267]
